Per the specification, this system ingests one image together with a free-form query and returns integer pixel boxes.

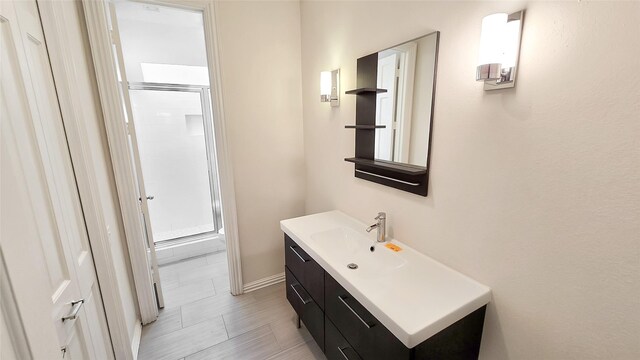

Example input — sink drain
[347,263,358,270]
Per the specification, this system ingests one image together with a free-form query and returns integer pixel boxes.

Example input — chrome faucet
[366,212,386,243]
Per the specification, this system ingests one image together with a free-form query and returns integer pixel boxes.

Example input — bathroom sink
[281,210,491,348]
[310,227,363,257]
[310,227,407,277]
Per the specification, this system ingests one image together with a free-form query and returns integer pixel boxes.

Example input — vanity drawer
[325,273,409,360]
[285,268,324,350]
[284,234,324,309]
[325,316,362,360]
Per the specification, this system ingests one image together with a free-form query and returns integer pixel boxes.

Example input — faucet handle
[375,212,386,220]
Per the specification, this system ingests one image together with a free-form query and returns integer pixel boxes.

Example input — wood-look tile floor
[138,252,326,360]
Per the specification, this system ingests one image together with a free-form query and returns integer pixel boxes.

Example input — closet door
[0,0,112,358]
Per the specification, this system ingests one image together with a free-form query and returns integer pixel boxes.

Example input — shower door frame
[128,81,224,241]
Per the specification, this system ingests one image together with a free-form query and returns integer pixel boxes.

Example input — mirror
[374,32,438,167]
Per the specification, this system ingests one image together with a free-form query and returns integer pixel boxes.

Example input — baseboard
[242,272,285,293]
[131,321,142,360]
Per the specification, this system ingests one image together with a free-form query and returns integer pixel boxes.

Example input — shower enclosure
[128,82,223,244]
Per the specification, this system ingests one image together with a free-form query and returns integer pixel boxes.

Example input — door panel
[108,3,164,308]
[0,3,78,349]
[129,89,218,241]
[375,53,398,161]
[18,0,94,291]
[65,329,90,360]
[0,0,111,358]
[1,12,70,301]
[24,23,94,286]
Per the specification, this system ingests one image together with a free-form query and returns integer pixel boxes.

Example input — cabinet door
[284,235,324,309]
[285,268,324,351]
[325,316,362,360]
[325,273,410,360]
[413,306,486,360]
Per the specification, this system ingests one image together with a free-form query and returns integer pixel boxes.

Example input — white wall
[300,1,640,359]
[216,1,305,284]
[115,2,208,83]
[59,0,141,347]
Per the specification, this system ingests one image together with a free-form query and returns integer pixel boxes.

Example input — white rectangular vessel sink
[310,227,407,277]
[281,210,491,348]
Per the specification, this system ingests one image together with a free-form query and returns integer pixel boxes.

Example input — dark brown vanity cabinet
[284,235,325,350]
[325,317,362,360]
[285,268,324,350]
[325,273,410,360]
[285,235,324,309]
[284,234,487,360]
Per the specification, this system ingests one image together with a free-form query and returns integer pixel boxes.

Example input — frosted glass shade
[320,71,332,97]
[477,13,508,66]
[501,19,522,68]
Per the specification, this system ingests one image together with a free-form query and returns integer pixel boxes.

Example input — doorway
[110,0,230,310]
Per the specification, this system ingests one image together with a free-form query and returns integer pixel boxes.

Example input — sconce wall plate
[477,10,524,91]
[320,69,340,107]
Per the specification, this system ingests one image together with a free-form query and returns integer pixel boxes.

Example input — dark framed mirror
[345,31,440,196]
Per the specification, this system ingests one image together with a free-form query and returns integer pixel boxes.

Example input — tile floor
[138,251,326,360]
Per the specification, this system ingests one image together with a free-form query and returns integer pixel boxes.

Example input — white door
[108,3,165,308]
[391,43,417,164]
[375,52,398,161]
[0,1,112,358]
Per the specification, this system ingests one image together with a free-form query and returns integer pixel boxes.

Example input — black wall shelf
[344,125,386,130]
[344,157,427,176]
[345,88,387,95]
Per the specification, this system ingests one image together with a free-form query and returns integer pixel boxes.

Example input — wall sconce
[320,69,340,107]
[476,11,524,90]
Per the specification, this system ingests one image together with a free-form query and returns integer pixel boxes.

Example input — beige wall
[216,1,306,284]
[300,1,640,359]
[54,1,141,346]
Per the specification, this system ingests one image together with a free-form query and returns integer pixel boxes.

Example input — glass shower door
[129,87,220,243]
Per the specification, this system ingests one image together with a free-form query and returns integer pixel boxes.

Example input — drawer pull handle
[289,246,308,263]
[338,346,354,360]
[338,296,374,329]
[290,283,311,304]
